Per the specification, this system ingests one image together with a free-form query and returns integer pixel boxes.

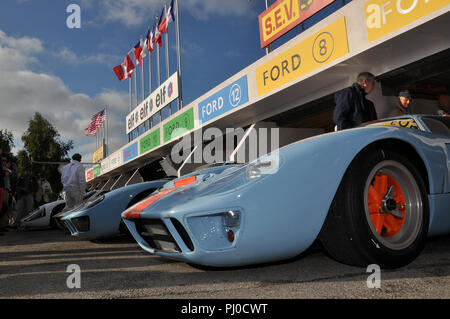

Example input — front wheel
[319,147,429,268]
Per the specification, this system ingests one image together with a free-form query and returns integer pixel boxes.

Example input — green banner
[140,128,161,154]
[93,165,101,177]
[163,108,194,143]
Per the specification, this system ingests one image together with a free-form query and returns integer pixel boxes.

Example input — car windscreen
[421,116,450,136]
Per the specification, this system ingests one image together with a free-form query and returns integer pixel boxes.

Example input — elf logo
[168,82,173,98]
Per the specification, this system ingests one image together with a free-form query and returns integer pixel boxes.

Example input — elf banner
[126,72,179,135]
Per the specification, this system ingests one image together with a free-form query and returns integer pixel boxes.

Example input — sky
[0,0,343,161]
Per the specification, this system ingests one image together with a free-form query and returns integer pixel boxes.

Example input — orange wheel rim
[368,173,406,237]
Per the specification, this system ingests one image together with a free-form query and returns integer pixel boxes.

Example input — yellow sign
[365,0,449,42]
[259,0,336,48]
[256,17,349,97]
[93,145,104,163]
[380,119,420,130]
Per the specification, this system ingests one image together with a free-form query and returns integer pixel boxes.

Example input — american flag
[85,109,106,136]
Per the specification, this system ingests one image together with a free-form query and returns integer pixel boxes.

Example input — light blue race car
[62,180,169,239]
[122,115,450,268]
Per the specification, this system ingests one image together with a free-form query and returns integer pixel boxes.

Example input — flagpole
[105,105,108,156]
[156,14,161,87]
[265,0,272,55]
[141,36,145,101]
[165,0,170,79]
[134,67,138,108]
[157,41,161,87]
[175,0,182,109]
[129,76,132,113]
[149,51,152,94]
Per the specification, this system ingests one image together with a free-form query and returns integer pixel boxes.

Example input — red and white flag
[154,9,163,47]
[147,25,155,52]
[134,41,143,65]
[158,0,175,34]
[124,49,137,73]
[113,64,131,81]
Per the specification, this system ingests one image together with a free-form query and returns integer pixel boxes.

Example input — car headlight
[83,194,105,209]
[245,152,279,181]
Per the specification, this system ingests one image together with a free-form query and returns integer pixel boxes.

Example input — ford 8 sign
[259,0,336,48]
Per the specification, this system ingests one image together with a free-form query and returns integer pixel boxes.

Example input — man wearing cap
[388,90,412,117]
[61,153,86,211]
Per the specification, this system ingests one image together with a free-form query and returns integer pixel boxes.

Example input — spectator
[8,162,18,224]
[437,94,450,117]
[61,153,86,211]
[333,72,378,130]
[1,157,11,228]
[34,174,43,208]
[41,177,53,203]
[0,148,4,235]
[14,166,37,227]
[388,90,412,117]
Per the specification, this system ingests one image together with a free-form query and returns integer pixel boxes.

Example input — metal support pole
[175,0,182,109]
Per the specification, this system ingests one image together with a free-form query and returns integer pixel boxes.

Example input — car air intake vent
[170,218,194,251]
[135,219,181,253]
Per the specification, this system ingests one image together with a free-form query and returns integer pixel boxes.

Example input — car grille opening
[71,216,90,232]
[170,218,194,252]
[135,219,181,253]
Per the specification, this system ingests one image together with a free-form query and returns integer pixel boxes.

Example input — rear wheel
[319,147,429,268]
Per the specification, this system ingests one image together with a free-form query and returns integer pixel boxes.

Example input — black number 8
[319,39,327,56]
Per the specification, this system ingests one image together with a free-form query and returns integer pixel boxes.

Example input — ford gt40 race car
[20,190,101,229]
[122,115,450,268]
[62,180,169,239]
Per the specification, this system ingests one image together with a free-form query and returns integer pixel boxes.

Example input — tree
[21,112,73,195]
[0,129,15,157]
[16,150,31,176]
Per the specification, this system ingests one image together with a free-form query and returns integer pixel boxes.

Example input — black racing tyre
[318,147,429,268]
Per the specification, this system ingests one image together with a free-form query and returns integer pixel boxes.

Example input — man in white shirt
[61,153,86,210]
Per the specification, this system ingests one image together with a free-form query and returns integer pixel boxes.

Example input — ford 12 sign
[198,75,249,125]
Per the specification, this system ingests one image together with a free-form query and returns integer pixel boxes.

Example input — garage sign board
[163,108,194,143]
[198,75,249,125]
[256,17,349,97]
[259,0,336,48]
[365,0,449,42]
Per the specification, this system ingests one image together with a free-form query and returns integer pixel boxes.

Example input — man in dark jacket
[333,72,378,130]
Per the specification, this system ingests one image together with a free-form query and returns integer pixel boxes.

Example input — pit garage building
[86,0,450,190]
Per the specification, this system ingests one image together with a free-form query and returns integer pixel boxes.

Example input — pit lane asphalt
[0,228,449,299]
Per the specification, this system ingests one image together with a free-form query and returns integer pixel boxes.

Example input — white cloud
[0,30,43,53]
[53,46,121,66]
[0,30,128,161]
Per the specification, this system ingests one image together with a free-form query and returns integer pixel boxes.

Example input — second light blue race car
[62,180,169,239]
[122,115,450,268]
